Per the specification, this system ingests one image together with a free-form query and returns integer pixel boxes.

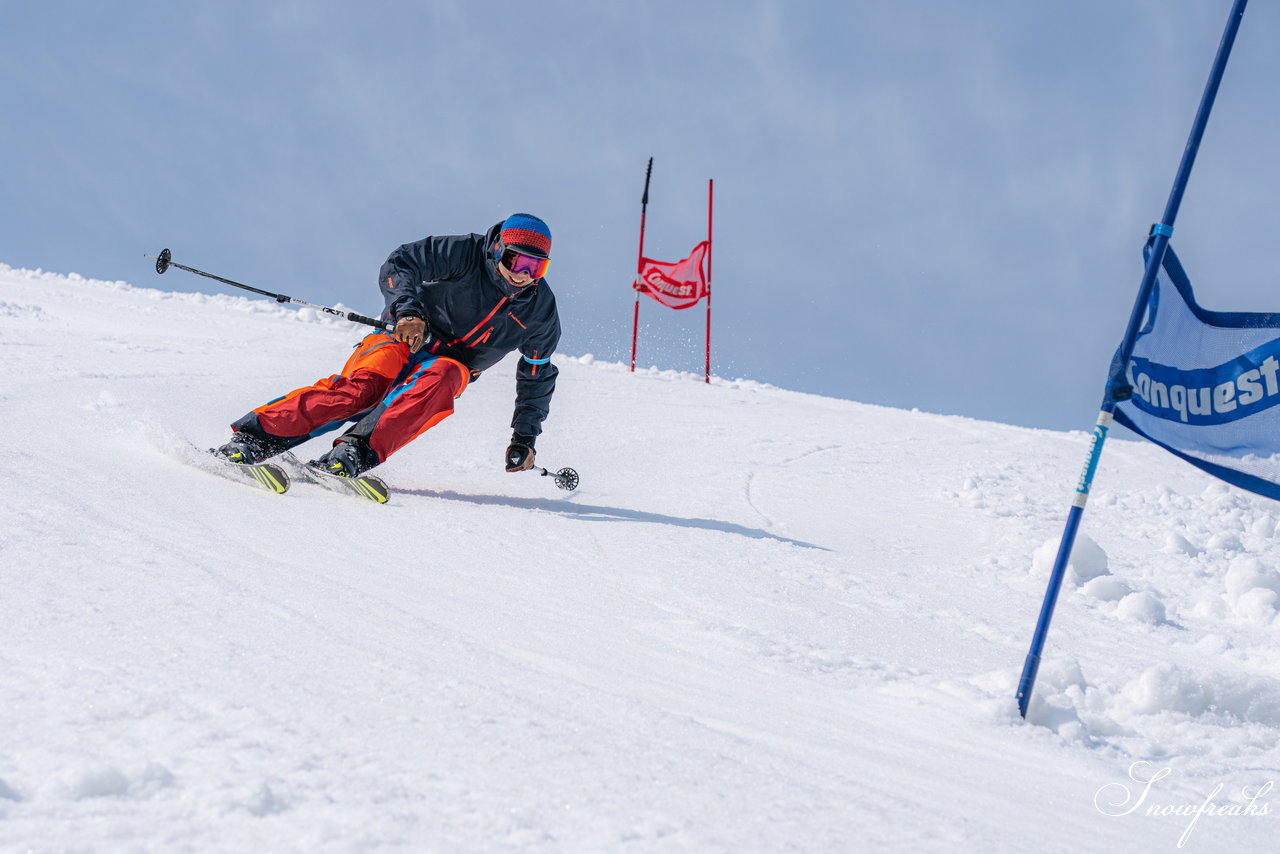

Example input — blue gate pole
[1016,0,1249,719]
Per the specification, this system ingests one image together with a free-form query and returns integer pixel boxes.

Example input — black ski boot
[216,432,281,465]
[316,436,379,478]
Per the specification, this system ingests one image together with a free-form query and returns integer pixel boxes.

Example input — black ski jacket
[377,222,561,438]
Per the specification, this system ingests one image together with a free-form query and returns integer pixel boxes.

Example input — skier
[215,213,560,477]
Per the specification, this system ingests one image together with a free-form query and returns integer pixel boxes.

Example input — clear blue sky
[5,1,1279,431]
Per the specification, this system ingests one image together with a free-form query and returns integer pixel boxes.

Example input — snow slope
[1,264,1278,853]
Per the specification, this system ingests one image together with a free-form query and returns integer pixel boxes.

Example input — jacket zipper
[446,297,509,347]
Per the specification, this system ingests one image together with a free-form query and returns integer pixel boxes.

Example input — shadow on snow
[396,486,830,551]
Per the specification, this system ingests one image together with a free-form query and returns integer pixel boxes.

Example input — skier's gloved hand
[394,314,429,353]
[505,435,536,472]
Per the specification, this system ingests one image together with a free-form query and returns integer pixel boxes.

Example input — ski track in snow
[1,264,1279,852]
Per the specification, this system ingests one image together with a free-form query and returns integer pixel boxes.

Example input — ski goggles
[498,247,550,280]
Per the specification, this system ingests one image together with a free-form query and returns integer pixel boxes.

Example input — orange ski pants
[251,332,469,462]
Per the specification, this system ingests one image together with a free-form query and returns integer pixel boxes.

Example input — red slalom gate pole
[706,176,716,384]
[630,298,640,372]
[631,157,653,372]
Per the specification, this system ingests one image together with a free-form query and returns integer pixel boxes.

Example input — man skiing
[216,213,560,477]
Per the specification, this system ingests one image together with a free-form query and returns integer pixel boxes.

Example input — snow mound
[1031,532,1110,585]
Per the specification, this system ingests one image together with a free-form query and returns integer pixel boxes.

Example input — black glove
[505,434,536,472]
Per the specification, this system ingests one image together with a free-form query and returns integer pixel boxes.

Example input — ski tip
[296,458,391,503]
[352,475,390,503]
[205,448,290,494]
[249,463,290,494]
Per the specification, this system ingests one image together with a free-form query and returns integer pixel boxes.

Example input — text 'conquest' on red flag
[634,241,710,310]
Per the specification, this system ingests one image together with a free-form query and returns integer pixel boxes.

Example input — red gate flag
[634,241,710,310]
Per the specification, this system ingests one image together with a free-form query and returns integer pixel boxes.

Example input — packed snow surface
[1,264,1278,852]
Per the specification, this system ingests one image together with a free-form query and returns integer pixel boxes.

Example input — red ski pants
[252,332,469,462]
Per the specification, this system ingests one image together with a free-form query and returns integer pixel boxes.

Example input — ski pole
[533,465,579,491]
[146,248,392,331]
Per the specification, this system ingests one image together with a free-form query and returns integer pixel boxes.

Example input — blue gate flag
[1112,243,1280,500]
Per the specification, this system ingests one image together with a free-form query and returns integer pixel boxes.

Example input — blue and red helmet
[498,213,551,259]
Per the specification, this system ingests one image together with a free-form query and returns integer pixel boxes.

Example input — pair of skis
[211,451,580,504]
[212,451,391,503]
